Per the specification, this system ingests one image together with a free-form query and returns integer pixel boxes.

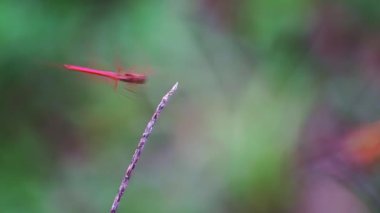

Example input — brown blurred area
[295,1,380,212]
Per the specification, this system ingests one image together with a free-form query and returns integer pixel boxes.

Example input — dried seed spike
[109,82,179,213]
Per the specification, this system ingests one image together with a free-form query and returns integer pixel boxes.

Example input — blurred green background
[1,0,380,212]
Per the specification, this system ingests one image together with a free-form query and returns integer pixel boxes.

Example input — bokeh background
[1,0,380,212]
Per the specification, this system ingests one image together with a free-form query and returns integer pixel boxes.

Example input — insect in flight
[63,64,147,89]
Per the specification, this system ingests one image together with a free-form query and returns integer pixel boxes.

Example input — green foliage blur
[1,0,380,212]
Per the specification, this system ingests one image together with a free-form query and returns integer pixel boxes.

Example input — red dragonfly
[63,64,147,89]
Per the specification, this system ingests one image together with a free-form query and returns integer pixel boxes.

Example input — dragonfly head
[122,73,147,84]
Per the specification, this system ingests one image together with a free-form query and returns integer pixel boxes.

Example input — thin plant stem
[110,82,179,213]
